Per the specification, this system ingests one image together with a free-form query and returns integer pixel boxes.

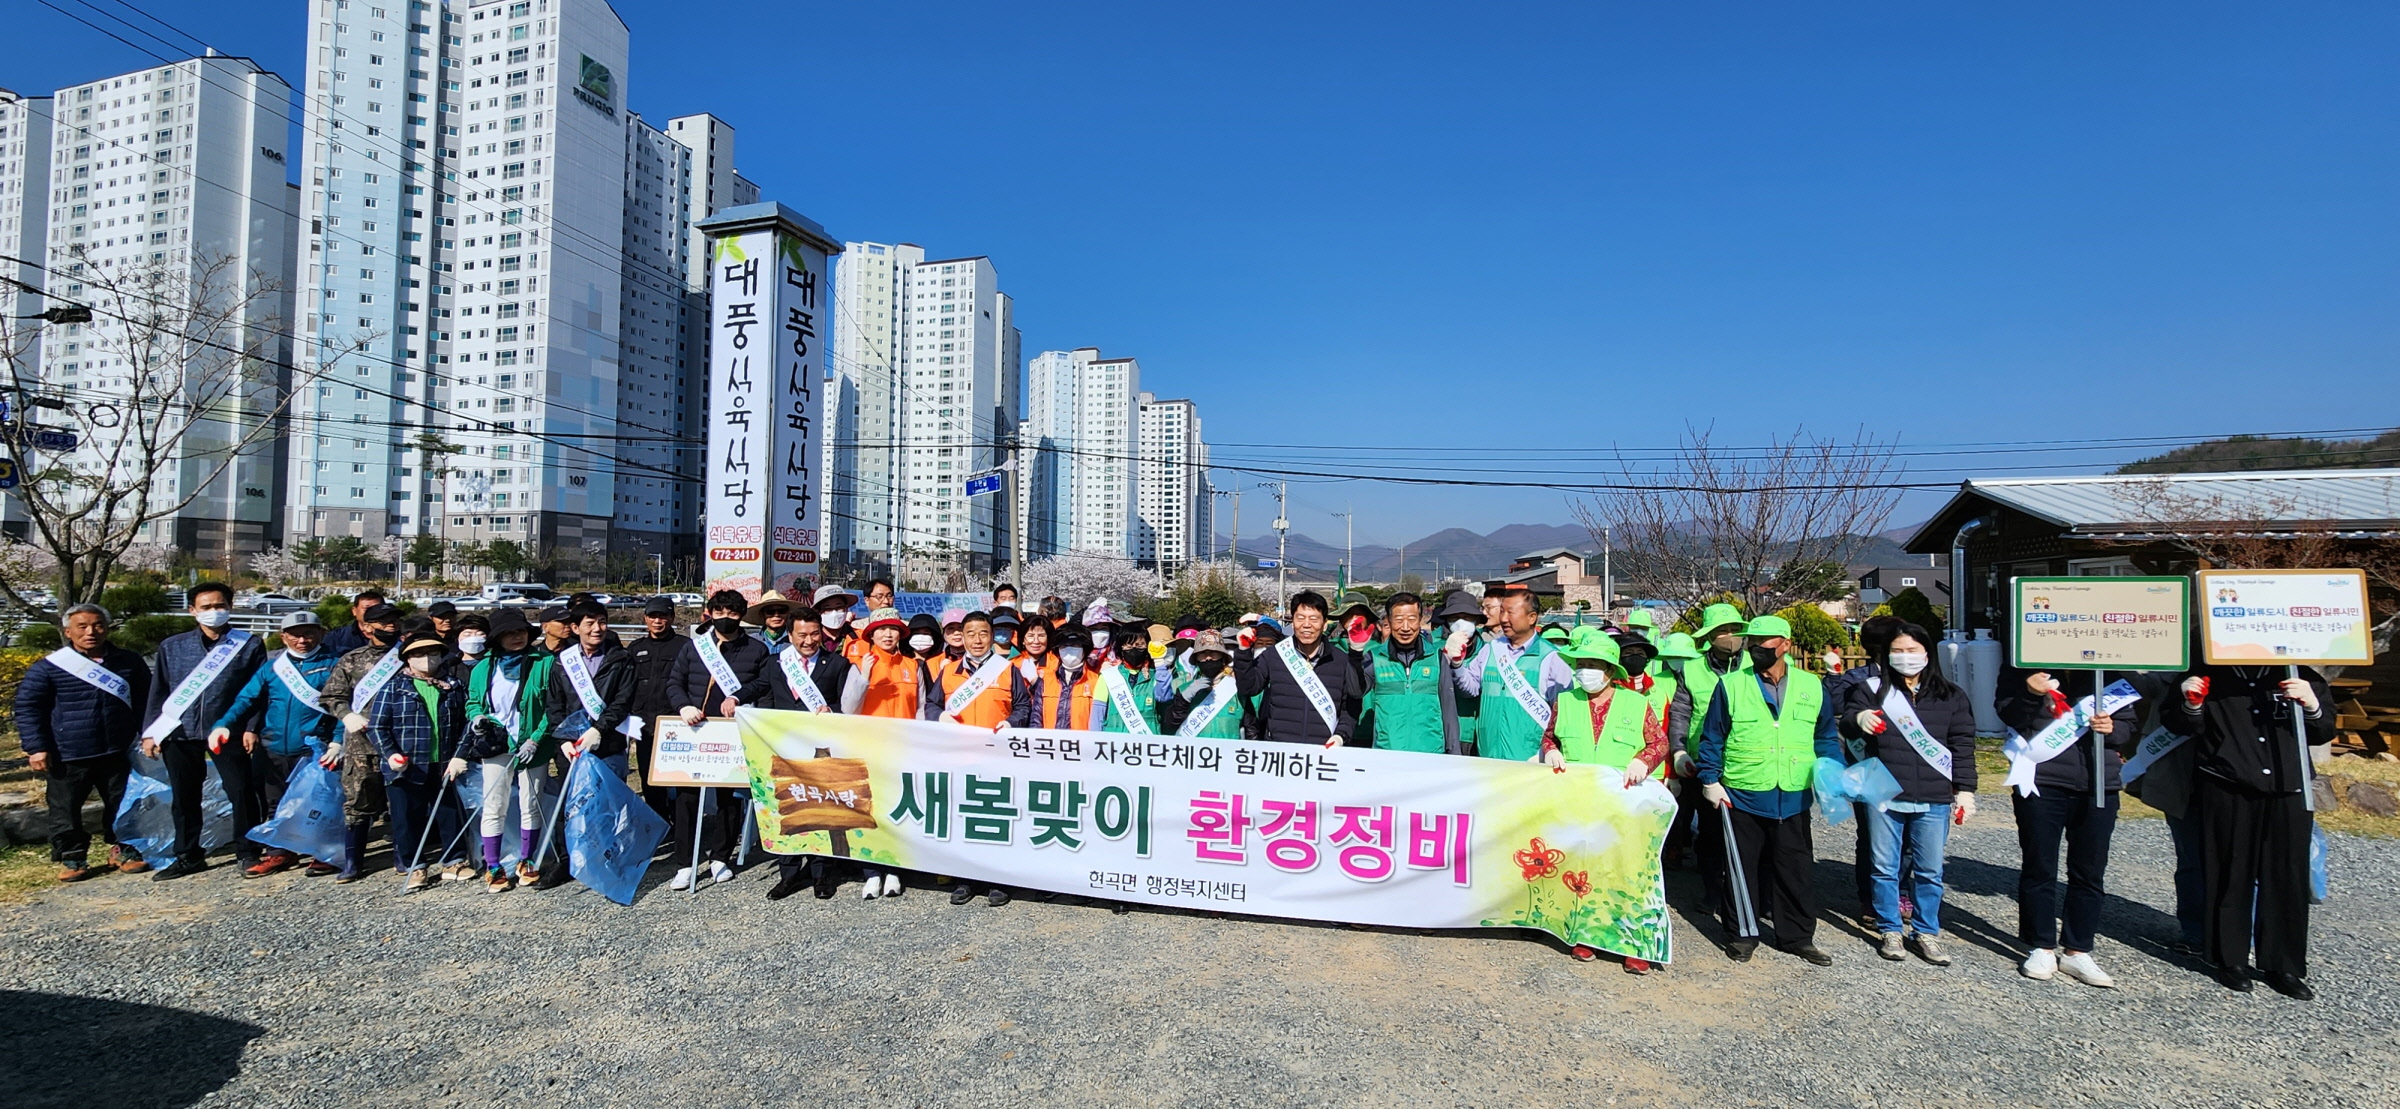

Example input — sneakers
[1878,932,1907,961]
[709,861,735,886]
[882,873,903,898]
[445,861,476,882]
[2057,951,2115,988]
[949,885,978,906]
[1912,935,1952,967]
[1623,957,1654,975]
[244,854,295,879]
[151,857,208,882]
[110,846,151,874]
[404,868,436,893]
[862,871,883,900]
[986,887,1010,907]
[1569,945,1599,962]
[484,867,513,893]
[517,860,542,884]
[2021,947,2059,981]
[668,866,696,891]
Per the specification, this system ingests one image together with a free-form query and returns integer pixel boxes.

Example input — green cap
[1657,632,1702,660]
[1624,609,1656,630]
[1742,614,1794,641]
[1335,593,1378,619]
[1539,624,1572,645]
[1558,626,1623,671]
[1696,603,1746,637]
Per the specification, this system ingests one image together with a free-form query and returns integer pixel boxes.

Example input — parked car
[237,592,316,616]
[482,582,557,605]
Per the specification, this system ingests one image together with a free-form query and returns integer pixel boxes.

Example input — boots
[333,823,370,884]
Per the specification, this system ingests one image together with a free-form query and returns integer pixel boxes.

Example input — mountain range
[1212,521,1928,582]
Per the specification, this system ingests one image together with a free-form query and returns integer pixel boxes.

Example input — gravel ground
[2,810,2394,1109]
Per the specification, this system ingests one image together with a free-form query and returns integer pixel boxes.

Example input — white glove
[386,753,409,772]
[1701,782,1730,808]
[2279,678,2320,713]
[1853,710,1887,735]
[1323,736,1341,749]
[574,728,603,756]
[1019,658,1039,680]
[207,726,232,750]
[1533,745,1565,769]
[1444,626,1475,662]
[678,705,705,726]
[2180,676,2210,706]
[1622,760,1651,786]
[343,711,370,735]
[1953,792,1977,824]
[1672,750,1696,778]
[445,757,469,781]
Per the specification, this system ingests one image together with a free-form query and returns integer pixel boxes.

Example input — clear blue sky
[11,1,2395,546]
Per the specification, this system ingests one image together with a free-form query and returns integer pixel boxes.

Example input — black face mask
[1619,646,1656,675]
[366,625,397,646]
[1197,657,1228,678]
[713,617,745,639]
[1747,644,1783,670]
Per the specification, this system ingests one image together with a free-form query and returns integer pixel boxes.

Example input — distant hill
[2117,430,2400,474]
[1215,521,1921,583]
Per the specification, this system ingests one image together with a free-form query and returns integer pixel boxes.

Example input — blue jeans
[1868,804,1952,937]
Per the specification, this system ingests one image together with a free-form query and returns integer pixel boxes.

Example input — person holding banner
[669,591,774,888]
[364,632,469,893]
[1455,590,1570,762]
[1094,618,1163,734]
[759,606,861,902]
[1840,623,1977,966]
[144,583,269,881]
[1695,614,1841,964]
[1011,623,1104,730]
[1996,665,2143,987]
[837,606,926,900]
[2166,664,2334,998]
[928,611,1012,727]
[210,611,340,878]
[1157,631,1245,739]
[16,604,153,881]
[1359,593,1461,755]
[1239,592,1363,747]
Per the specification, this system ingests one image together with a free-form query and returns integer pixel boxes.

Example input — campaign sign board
[2009,576,2189,671]
[646,717,751,788]
[2197,569,2374,667]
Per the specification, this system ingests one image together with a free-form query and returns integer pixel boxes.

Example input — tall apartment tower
[829,243,1022,579]
[1135,393,1203,570]
[32,56,297,561]
[613,114,691,564]
[1019,347,1139,559]
[0,90,54,380]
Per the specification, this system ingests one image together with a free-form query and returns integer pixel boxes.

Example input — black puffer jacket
[1995,667,2143,795]
[665,632,772,719]
[13,647,152,761]
[1236,639,1361,745]
[1838,674,1978,803]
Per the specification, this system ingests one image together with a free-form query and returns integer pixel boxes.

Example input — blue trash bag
[561,753,669,905]
[1845,758,1904,810]
[2309,822,2328,904]
[247,757,347,866]
[113,749,235,869]
[1811,757,1854,824]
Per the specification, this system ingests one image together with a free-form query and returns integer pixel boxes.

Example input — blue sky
[10,1,2395,546]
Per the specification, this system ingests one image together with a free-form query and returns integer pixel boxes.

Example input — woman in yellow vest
[1693,614,1843,965]
[1538,627,1674,975]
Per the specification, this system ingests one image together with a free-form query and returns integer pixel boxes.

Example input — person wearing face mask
[930,612,1014,729]
[451,614,491,665]
[812,584,860,656]
[143,582,268,881]
[1694,615,1844,965]
[1454,590,1571,763]
[989,609,1023,657]
[209,611,340,878]
[1010,622,1103,731]
[905,613,943,663]
[1080,600,1122,664]
[1430,591,1487,753]
[1158,631,1244,738]
[1666,604,1751,899]
[318,601,408,883]
[1840,622,1978,967]
[1536,628,1670,973]
[458,607,559,889]
[363,632,469,893]
[666,591,775,885]
[1095,618,1163,734]
[622,597,690,825]
[1359,593,1459,755]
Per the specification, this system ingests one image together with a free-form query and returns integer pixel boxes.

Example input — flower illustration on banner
[1514,837,1564,882]
[1562,870,1592,898]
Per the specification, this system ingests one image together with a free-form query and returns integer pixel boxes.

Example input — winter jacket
[667,631,773,718]
[2163,664,2334,797]
[366,673,468,784]
[14,646,152,761]
[1838,674,1978,802]
[754,645,855,713]
[543,642,635,758]
[1995,667,2143,795]
[316,642,400,744]
[621,630,689,726]
[213,648,339,757]
[144,627,267,745]
[1237,638,1362,744]
[318,622,369,660]
[465,648,559,759]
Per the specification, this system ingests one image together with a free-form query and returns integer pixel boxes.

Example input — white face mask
[287,645,316,660]
[407,654,439,676]
[1450,619,1475,637]
[196,608,233,629]
[1091,629,1112,649]
[457,634,487,656]
[908,634,935,652]
[1057,646,1086,669]
[821,609,849,629]
[1887,651,1929,676]
[1575,669,1611,693]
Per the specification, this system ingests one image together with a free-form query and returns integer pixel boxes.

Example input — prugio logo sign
[575,55,616,117]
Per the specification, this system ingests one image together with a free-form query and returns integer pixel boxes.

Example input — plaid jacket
[366,673,467,784]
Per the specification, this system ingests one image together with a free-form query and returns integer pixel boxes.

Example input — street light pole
[1260,481,1288,613]
[1332,504,1353,592]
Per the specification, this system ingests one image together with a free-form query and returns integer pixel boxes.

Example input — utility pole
[1260,481,1288,613]
[1601,525,1613,621]
[1209,488,1240,565]
[1332,503,1353,592]
[1008,435,1028,592]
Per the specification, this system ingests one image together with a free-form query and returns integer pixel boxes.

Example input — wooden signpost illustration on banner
[2197,569,2376,812]
[2010,576,2190,807]
[650,718,752,895]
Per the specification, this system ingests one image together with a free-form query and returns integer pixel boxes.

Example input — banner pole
[2091,669,2106,809]
[2290,664,2316,813]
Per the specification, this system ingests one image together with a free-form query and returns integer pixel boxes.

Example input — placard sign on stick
[2197,569,2375,666]
[2009,576,2190,671]
[646,718,752,787]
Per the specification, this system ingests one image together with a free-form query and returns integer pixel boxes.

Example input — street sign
[2009,575,2189,671]
[1256,559,1280,569]
[30,429,76,451]
[0,458,17,490]
[964,470,1004,499]
[0,397,13,421]
[2197,569,2374,666]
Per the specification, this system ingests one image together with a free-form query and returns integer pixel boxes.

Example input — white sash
[561,647,641,738]
[1879,684,1953,780]
[1102,665,1154,735]
[1486,640,1554,729]
[779,646,831,713]
[44,647,131,705]
[350,647,405,712]
[1177,675,1240,736]
[941,653,1011,719]
[693,633,743,702]
[2119,726,2188,785]
[1275,639,1340,736]
[2002,680,2142,797]
[142,630,254,742]
[273,654,327,715]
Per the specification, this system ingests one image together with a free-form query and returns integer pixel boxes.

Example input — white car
[238,592,316,616]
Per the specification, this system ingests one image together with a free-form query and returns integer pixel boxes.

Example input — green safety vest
[1552,684,1660,775]
[1099,666,1161,734]
[1719,668,1824,794]
[1473,636,1559,762]
[1362,639,1445,754]
[1681,654,1750,754]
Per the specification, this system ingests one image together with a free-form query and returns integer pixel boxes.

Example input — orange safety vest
[857,645,925,720]
[932,653,1012,728]
[1019,655,1101,730]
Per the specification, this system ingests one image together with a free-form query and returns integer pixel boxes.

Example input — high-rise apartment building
[1020,347,1139,559]
[28,56,297,560]
[1135,392,1205,570]
[827,243,1021,578]
[0,89,54,379]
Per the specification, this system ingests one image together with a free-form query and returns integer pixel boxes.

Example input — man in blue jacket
[209,611,339,878]
[143,582,268,880]
[16,603,153,881]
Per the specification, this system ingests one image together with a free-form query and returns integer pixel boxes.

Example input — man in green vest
[1456,590,1572,763]
[1360,593,1461,754]
[1655,631,1706,867]
[1670,605,1750,900]
[1695,614,1843,964]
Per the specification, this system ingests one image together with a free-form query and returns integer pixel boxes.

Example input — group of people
[15,578,2332,997]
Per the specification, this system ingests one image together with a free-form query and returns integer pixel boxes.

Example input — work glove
[207,726,232,753]
[343,711,370,735]
[1953,792,1977,825]
[1701,782,1730,808]
[2278,678,2320,713]
[577,728,604,756]
[1854,710,1887,735]
[1533,744,1566,770]
[1323,736,1341,749]
[2181,676,2210,707]
[1672,750,1696,779]
[387,753,409,772]
[317,745,342,770]
[444,757,470,782]
[678,705,706,727]
[1444,626,1475,663]
[1019,658,1040,681]
[1622,760,1650,787]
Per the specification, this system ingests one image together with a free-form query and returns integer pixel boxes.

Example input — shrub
[113,614,196,655]
[1887,586,1944,634]
[12,622,61,651]
[100,581,170,618]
